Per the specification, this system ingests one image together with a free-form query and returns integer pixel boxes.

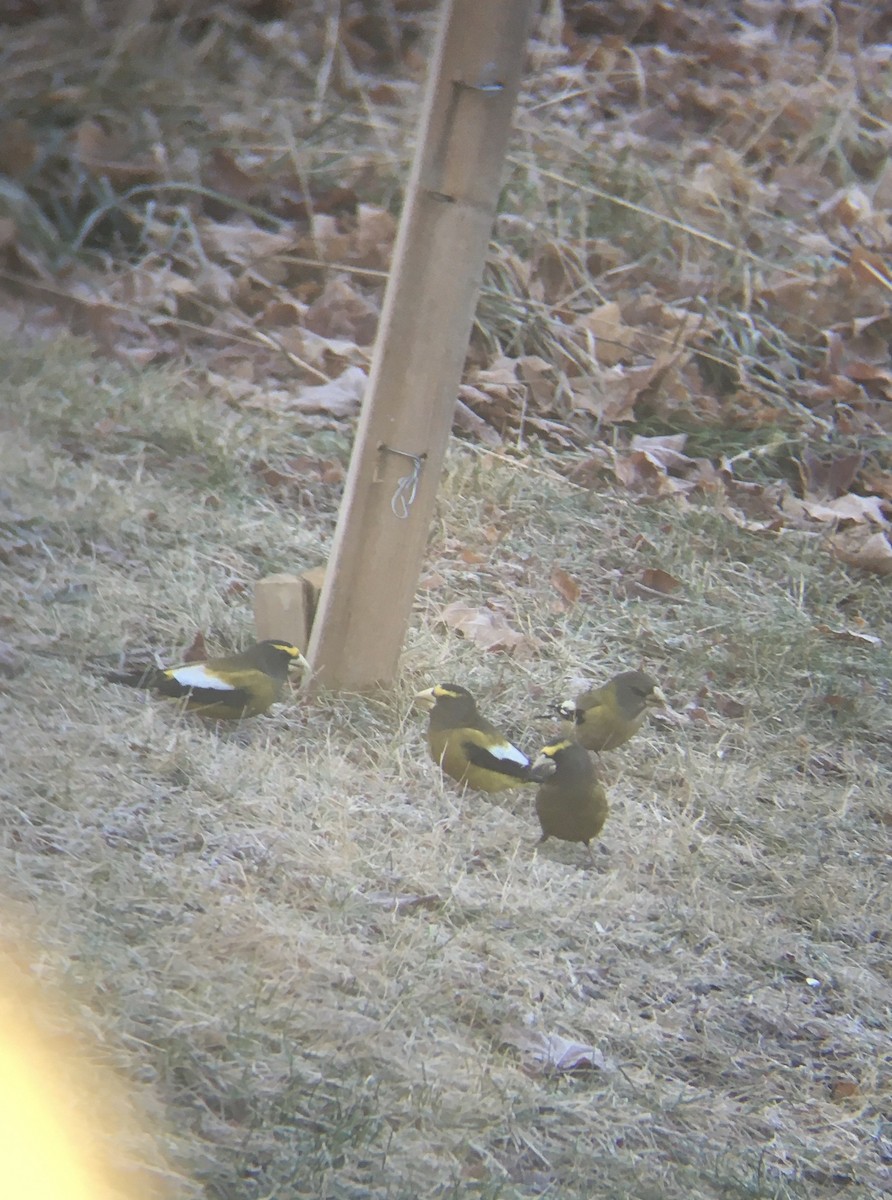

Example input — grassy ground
[2,3,891,1197]
[1,336,890,1199]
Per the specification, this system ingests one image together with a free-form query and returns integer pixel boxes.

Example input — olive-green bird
[530,739,608,861]
[414,683,531,793]
[107,639,307,719]
[557,670,665,752]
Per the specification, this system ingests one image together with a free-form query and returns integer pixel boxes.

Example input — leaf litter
[0,6,889,579]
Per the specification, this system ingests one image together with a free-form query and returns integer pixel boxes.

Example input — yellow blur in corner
[0,951,172,1200]
[0,1016,103,1200]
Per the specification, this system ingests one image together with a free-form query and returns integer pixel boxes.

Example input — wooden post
[307,0,535,690]
[254,568,326,650]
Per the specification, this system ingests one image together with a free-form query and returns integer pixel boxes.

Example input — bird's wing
[461,731,530,780]
[164,663,236,689]
[155,663,252,709]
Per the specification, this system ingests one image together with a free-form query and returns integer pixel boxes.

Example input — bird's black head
[530,739,595,783]
[254,640,308,678]
[414,683,481,725]
[614,670,665,710]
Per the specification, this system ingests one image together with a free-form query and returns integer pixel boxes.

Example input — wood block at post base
[254,568,326,651]
[300,566,327,643]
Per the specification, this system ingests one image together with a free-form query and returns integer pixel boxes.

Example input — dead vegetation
[3,3,890,568]
[1,3,891,1198]
[2,334,890,1199]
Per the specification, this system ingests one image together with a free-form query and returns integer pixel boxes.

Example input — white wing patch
[488,741,529,767]
[167,664,236,691]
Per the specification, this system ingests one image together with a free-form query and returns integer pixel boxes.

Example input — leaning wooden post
[307,0,535,690]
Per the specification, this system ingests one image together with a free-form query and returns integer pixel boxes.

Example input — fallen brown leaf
[0,118,37,178]
[199,219,296,266]
[830,1079,860,1102]
[418,572,446,591]
[550,567,581,606]
[817,694,857,713]
[709,692,747,718]
[74,119,159,184]
[517,355,557,409]
[304,276,379,344]
[182,632,208,663]
[825,185,872,229]
[797,493,888,525]
[829,530,892,576]
[202,148,261,202]
[353,203,398,269]
[813,623,882,648]
[575,301,637,366]
[797,450,865,500]
[616,576,686,603]
[630,433,694,473]
[683,704,714,724]
[284,366,367,418]
[452,398,503,447]
[439,602,531,653]
[860,466,892,501]
[612,451,696,498]
[502,1027,615,1074]
[640,567,682,595]
[849,246,892,289]
[568,370,641,424]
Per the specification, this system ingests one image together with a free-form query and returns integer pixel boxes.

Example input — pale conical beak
[529,752,557,782]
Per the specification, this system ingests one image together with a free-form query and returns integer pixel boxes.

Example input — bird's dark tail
[105,666,163,690]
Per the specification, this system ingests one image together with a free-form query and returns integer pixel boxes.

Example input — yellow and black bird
[414,683,531,792]
[107,639,307,719]
[557,670,665,753]
[530,739,608,860]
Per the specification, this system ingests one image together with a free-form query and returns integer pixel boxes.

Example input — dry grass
[1,4,891,1197]
[1,337,890,1199]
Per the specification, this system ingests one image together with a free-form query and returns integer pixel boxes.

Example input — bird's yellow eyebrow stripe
[539,740,572,756]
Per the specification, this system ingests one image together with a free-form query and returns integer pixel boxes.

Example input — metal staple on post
[379,444,427,519]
